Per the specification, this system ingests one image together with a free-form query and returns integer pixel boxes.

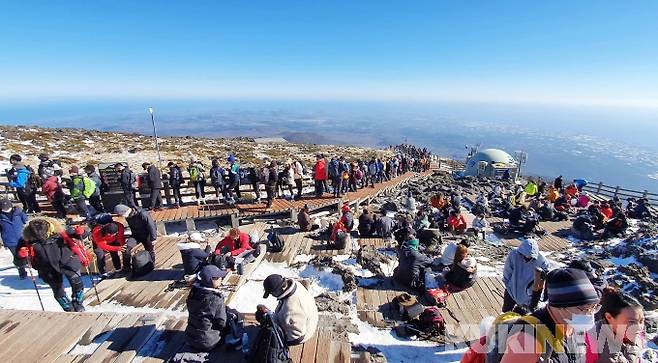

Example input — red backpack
[418,306,445,334]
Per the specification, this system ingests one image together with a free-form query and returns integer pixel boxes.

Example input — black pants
[332,177,342,197]
[502,289,541,314]
[226,180,239,201]
[74,197,92,219]
[93,243,125,274]
[171,184,182,206]
[294,178,303,197]
[89,193,104,213]
[150,188,162,209]
[123,189,138,208]
[193,181,206,199]
[6,245,27,277]
[251,182,261,201]
[49,269,84,312]
[17,187,40,213]
[214,184,226,200]
[314,180,324,196]
[264,185,275,207]
[51,191,68,218]
[348,178,357,192]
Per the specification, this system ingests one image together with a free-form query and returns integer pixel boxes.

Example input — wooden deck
[0,310,349,363]
[86,222,271,310]
[487,216,573,252]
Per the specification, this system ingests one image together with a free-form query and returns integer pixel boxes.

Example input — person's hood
[14,164,27,171]
[192,282,223,295]
[517,239,539,259]
[177,241,201,251]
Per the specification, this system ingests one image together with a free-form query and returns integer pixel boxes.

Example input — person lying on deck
[185,265,229,352]
[214,228,253,257]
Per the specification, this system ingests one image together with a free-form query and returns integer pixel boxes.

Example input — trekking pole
[26,260,45,311]
[84,237,102,303]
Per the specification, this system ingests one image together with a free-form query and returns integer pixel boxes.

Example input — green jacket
[70,176,96,200]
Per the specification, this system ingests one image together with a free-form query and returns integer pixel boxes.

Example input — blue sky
[1,1,658,108]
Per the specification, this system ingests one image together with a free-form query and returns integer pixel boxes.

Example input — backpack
[26,165,43,189]
[418,307,445,335]
[129,171,138,191]
[248,314,292,363]
[93,213,114,226]
[189,166,201,182]
[82,176,96,198]
[426,286,451,307]
[211,167,225,186]
[170,167,182,184]
[132,250,155,277]
[267,229,285,253]
[461,312,562,363]
[354,169,363,180]
[260,167,270,184]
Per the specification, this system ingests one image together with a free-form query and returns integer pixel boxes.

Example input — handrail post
[643,190,648,198]
[614,186,620,198]
[596,182,602,194]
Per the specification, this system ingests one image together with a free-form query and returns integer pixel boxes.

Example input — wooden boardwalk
[86,223,271,310]
[487,216,573,252]
[0,310,348,363]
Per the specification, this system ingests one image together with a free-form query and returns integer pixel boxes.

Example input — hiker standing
[0,199,28,279]
[142,162,163,210]
[68,166,96,220]
[264,161,278,209]
[368,158,377,188]
[249,166,262,203]
[328,156,341,198]
[502,239,550,314]
[168,161,183,207]
[84,165,105,213]
[114,204,157,266]
[226,155,241,204]
[188,159,206,205]
[210,159,227,204]
[490,268,600,362]
[261,274,319,345]
[19,218,86,312]
[116,163,138,209]
[6,154,40,213]
[292,159,304,199]
[313,155,326,197]
[41,167,67,218]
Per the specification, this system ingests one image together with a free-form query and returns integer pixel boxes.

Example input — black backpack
[248,314,292,363]
[267,230,285,253]
[131,250,154,277]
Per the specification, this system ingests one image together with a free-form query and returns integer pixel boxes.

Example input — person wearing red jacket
[214,228,253,257]
[91,222,127,275]
[599,203,614,220]
[447,209,467,235]
[41,174,68,218]
[313,155,327,197]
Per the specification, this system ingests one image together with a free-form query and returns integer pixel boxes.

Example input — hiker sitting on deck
[260,274,319,345]
[358,209,375,237]
[214,228,253,257]
[603,211,629,239]
[447,209,467,235]
[394,238,433,292]
[442,244,478,291]
[502,239,550,314]
[178,232,211,276]
[185,265,229,352]
[297,205,313,232]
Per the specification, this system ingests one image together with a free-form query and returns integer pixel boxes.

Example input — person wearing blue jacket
[502,239,551,314]
[0,199,28,278]
[6,155,40,213]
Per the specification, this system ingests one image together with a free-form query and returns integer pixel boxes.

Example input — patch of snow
[609,256,640,266]
[86,300,187,316]
[68,330,112,355]
[228,280,277,314]
[292,254,316,264]
[298,265,344,295]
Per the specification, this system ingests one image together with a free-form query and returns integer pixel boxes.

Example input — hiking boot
[18,268,27,280]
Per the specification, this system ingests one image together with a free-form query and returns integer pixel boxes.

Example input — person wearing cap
[0,199,28,278]
[491,268,600,363]
[84,164,105,213]
[141,162,163,211]
[261,274,318,345]
[68,165,95,220]
[115,163,138,209]
[502,239,551,314]
[167,161,183,207]
[394,238,432,291]
[313,155,327,197]
[297,205,312,232]
[214,228,253,257]
[185,265,228,352]
[91,221,127,276]
[114,204,157,265]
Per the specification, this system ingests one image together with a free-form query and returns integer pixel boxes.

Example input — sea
[1,100,657,192]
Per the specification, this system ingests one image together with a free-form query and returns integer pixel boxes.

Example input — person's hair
[229,228,240,238]
[84,164,95,172]
[454,244,469,265]
[24,219,53,241]
[9,154,21,162]
[598,287,642,323]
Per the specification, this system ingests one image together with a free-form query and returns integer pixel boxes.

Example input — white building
[464,148,518,179]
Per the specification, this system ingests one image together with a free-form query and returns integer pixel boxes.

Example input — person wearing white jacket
[262,274,319,345]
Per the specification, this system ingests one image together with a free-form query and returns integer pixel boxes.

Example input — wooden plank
[84,313,143,363]
[140,319,188,363]
[313,329,332,362]
[299,331,319,363]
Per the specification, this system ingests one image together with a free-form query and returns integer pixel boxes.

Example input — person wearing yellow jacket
[68,166,96,220]
[524,180,538,197]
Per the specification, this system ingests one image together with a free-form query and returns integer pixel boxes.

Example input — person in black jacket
[358,209,374,237]
[142,162,163,210]
[185,265,228,352]
[168,161,183,208]
[394,239,432,292]
[210,159,227,204]
[114,204,157,266]
[115,163,138,208]
[264,161,278,209]
[20,218,85,312]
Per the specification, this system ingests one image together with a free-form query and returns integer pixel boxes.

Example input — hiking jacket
[185,283,227,352]
[42,176,63,201]
[524,182,538,196]
[274,280,319,345]
[169,166,183,186]
[0,207,28,247]
[8,165,30,189]
[147,165,163,189]
[589,320,641,363]
[503,240,550,307]
[312,159,326,181]
[395,245,432,288]
[376,215,395,239]
[214,232,252,256]
[358,213,374,236]
[177,242,208,275]
[29,236,82,283]
[265,166,278,187]
[293,161,304,180]
[210,166,225,187]
[327,160,339,179]
[119,168,136,192]
[91,223,125,253]
[87,172,103,196]
[445,257,477,290]
[228,163,240,184]
[368,162,377,176]
[125,208,157,243]
[448,214,467,229]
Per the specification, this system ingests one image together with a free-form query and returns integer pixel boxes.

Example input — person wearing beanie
[358,209,375,237]
[491,268,600,363]
[340,204,354,231]
[394,238,432,291]
[91,221,127,276]
[502,239,551,314]
[259,274,318,345]
[0,199,28,279]
[113,204,157,269]
[184,265,228,352]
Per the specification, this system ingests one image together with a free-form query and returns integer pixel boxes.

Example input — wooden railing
[582,182,658,204]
